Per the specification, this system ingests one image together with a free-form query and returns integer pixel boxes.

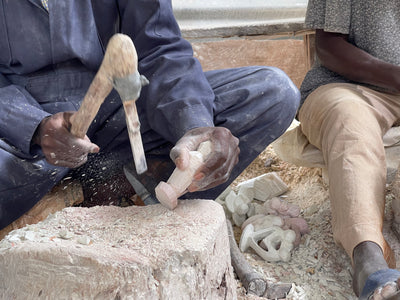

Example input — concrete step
[172,0,308,38]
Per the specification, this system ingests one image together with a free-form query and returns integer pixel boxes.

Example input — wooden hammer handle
[123,100,147,174]
[70,71,113,138]
[70,33,139,139]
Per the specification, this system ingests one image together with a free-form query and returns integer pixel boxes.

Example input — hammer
[70,33,149,174]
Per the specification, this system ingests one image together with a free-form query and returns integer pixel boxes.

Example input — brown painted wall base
[192,35,314,88]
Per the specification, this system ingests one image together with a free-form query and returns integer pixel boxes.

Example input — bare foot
[369,280,399,299]
[353,242,400,299]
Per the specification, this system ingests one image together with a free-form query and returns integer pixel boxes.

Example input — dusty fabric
[298,83,400,263]
[300,0,400,105]
[0,0,300,229]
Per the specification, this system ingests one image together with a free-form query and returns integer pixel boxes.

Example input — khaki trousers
[298,83,400,265]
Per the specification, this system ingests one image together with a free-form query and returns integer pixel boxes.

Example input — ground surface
[231,145,400,300]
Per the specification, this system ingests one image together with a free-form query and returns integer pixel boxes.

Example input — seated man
[0,1,300,236]
[298,0,400,298]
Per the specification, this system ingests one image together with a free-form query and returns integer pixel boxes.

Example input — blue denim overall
[0,0,300,228]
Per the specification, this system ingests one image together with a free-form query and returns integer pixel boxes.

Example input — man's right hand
[32,112,99,168]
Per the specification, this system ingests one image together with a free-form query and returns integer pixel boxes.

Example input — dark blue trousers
[0,65,299,229]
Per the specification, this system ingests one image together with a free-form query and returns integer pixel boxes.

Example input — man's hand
[32,112,99,168]
[170,127,240,192]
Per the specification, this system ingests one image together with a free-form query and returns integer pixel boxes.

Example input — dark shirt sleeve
[0,74,50,155]
[305,0,351,34]
[118,0,215,143]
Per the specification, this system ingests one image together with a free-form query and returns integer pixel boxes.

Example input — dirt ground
[230,145,400,300]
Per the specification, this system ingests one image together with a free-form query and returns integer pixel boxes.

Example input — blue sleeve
[118,0,215,143]
[0,75,50,155]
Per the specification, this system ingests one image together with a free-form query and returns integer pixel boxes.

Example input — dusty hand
[170,127,240,192]
[33,112,99,168]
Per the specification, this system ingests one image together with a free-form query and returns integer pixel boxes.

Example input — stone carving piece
[259,227,296,262]
[216,172,309,260]
[232,213,247,228]
[265,197,301,218]
[237,172,288,201]
[239,224,296,262]
[237,184,255,202]
[155,141,212,210]
[224,190,254,226]
[283,217,310,246]
[241,214,284,231]
[246,202,256,218]
[225,191,250,215]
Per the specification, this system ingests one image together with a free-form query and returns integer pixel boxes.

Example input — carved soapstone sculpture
[239,223,296,262]
[155,141,212,210]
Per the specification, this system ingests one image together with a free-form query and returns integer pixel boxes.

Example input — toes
[371,282,399,299]
[359,269,400,300]
[381,282,398,297]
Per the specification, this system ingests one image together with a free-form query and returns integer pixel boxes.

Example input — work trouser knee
[0,142,69,230]
[185,66,300,199]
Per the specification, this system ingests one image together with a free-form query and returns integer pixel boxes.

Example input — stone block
[0,200,236,300]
